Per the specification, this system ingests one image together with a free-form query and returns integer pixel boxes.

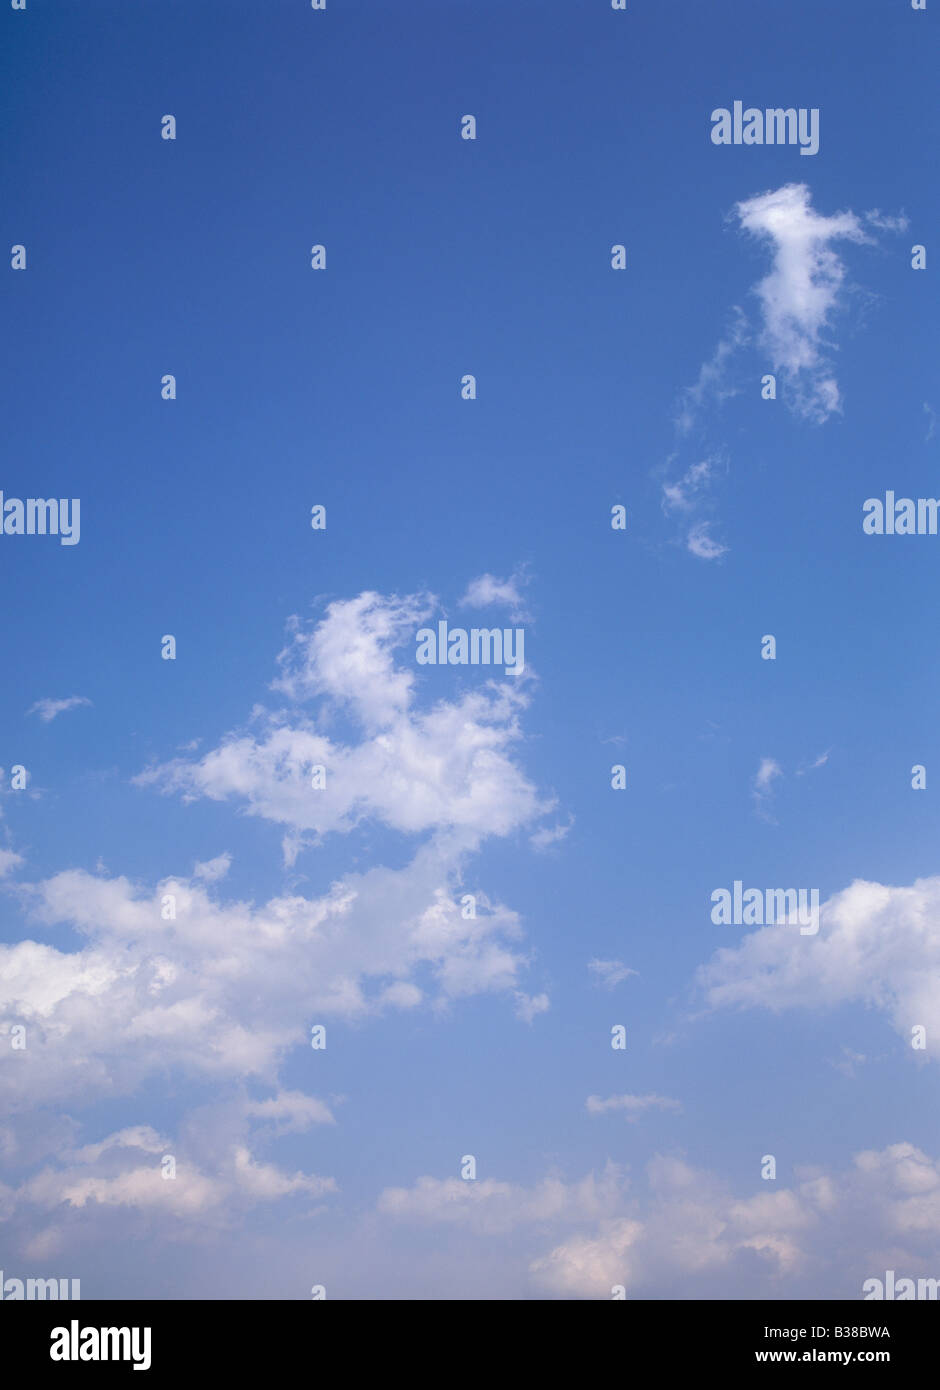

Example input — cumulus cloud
[698,875,940,1060]
[0,592,554,1124]
[379,1143,940,1298]
[5,1121,334,1240]
[269,591,427,727]
[0,850,533,1112]
[137,592,550,862]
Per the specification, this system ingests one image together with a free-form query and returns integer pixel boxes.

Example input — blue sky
[1,0,939,1299]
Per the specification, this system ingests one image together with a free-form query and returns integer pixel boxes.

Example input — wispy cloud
[662,459,719,515]
[661,457,729,560]
[752,756,783,820]
[796,750,830,777]
[831,1047,867,1079]
[192,853,232,883]
[27,696,92,724]
[864,209,909,234]
[0,849,24,877]
[734,183,870,422]
[514,991,550,1023]
[530,817,573,852]
[660,184,904,562]
[673,308,749,436]
[686,522,728,561]
[460,570,530,622]
[588,959,637,989]
[585,1093,681,1119]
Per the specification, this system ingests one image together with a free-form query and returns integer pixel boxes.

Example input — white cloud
[378,1164,626,1235]
[660,185,897,566]
[754,757,783,791]
[137,593,550,858]
[585,1093,681,1119]
[796,750,830,777]
[529,817,573,852]
[11,1126,333,1227]
[832,1047,867,1079]
[378,1143,940,1298]
[587,959,637,989]
[660,457,729,560]
[514,991,550,1023]
[752,756,783,818]
[269,591,430,728]
[244,1090,335,1132]
[673,308,749,435]
[531,1218,644,1295]
[864,209,909,234]
[0,592,555,1118]
[0,849,24,878]
[662,460,719,515]
[686,522,728,561]
[0,852,535,1110]
[698,875,940,1060]
[460,571,529,621]
[734,183,870,422]
[26,696,92,724]
[192,853,232,883]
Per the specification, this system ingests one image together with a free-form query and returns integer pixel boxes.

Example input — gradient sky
[1,0,939,1299]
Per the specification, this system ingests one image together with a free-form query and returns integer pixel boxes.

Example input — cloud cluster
[0,591,551,1232]
[0,1101,336,1260]
[379,1142,940,1298]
